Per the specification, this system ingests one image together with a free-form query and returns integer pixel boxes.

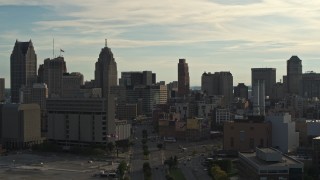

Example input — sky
[1,0,320,88]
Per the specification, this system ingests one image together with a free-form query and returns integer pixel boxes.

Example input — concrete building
[1,104,42,149]
[223,121,272,152]
[312,136,320,172]
[31,83,48,110]
[234,83,248,99]
[252,80,265,116]
[272,82,284,100]
[301,71,320,98]
[266,113,299,153]
[119,71,155,87]
[47,97,116,146]
[42,56,67,97]
[214,108,231,124]
[94,40,117,97]
[251,68,276,98]
[10,40,37,103]
[115,120,131,141]
[178,59,190,97]
[167,81,178,99]
[287,55,302,95]
[0,78,4,102]
[116,103,137,120]
[201,72,233,105]
[238,147,304,180]
[62,72,84,98]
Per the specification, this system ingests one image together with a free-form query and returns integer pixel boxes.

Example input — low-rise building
[223,120,272,152]
[239,147,304,180]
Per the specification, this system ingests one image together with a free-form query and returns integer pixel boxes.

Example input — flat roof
[240,150,303,169]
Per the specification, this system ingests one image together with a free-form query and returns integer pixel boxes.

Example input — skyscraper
[201,72,233,105]
[287,55,302,95]
[0,78,4,102]
[10,40,37,103]
[251,68,276,98]
[95,40,117,97]
[234,83,248,99]
[178,59,190,97]
[42,56,67,97]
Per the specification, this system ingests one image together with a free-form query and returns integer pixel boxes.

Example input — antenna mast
[53,38,55,58]
[105,39,107,47]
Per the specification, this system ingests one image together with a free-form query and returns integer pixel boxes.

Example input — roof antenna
[105,39,107,47]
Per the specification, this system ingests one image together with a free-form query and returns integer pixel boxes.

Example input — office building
[0,78,4,102]
[31,83,48,110]
[94,40,117,97]
[234,83,248,99]
[178,59,190,97]
[42,56,67,97]
[313,136,320,172]
[201,72,233,105]
[251,68,276,98]
[287,55,302,95]
[167,81,178,99]
[223,121,272,152]
[2,104,42,149]
[116,103,137,120]
[61,72,84,98]
[238,147,303,180]
[10,40,37,103]
[47,96,116,146]
[119,71,154,87]
[252,80,265,116]
[301,71,320,98]
[266,113,299,153]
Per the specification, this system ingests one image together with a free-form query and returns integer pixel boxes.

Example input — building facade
[47,97,116,146]
[234,83,248,99]
[1,104,42,149]
[301,71,320,98]
[287,55,302,95]
[223,121,272,152]
[10,40,37,103]
[178,59,190,97]
[251,68,276,98]
[42,56,67,97]
[0,78,4,102]
[94,41,117,97]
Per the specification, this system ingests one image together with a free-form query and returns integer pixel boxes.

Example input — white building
[266,113,299,153]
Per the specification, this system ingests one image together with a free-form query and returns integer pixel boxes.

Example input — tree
[117,160,128,179]
[213,159,232,173]
[211,165,228,180]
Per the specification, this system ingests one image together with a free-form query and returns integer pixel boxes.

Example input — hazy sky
[1,0,320,88]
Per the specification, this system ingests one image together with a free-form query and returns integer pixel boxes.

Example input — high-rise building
[178,59,190,97]
[61,72,84,98]
[201,72,233,105]
[42,56,67,97]
[119,71,154,87]
[287,56,302,95]
[251,68,276,98]
[95,40,117,97]
[252,80,265,116]
[0,78,4,102]
[10,40,37,103]
[301,71,320,98]
[234,83,248,99]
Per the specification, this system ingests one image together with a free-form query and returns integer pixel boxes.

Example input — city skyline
[2,1,320,87]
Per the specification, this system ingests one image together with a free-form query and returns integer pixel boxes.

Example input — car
[187,157,191,161]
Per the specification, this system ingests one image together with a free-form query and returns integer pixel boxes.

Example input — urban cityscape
[0,38,320,180]
[2,1,320,180]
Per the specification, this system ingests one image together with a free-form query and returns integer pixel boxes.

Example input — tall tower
[251,68,276,98]
[42,56,67,97]
[287,55,302,95]
[95,40,118,97]
[10,40,37,103]
[178,59,190,97]
[253,80,265,116]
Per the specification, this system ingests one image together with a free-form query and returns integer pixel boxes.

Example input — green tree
[213,159,232,173]
[211,165,228,180]
[118,160,128,179]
